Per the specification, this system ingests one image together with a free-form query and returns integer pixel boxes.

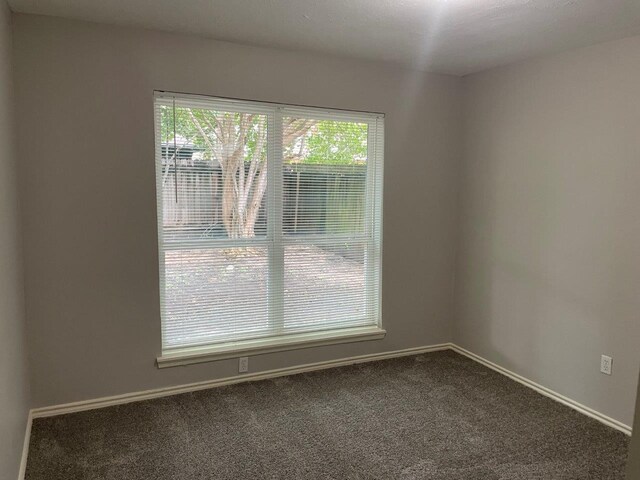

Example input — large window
[154,92,384,366]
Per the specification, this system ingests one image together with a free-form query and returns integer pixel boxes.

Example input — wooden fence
[161,161,366,237]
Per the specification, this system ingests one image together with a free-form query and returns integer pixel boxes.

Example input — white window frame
[154,92,385,367]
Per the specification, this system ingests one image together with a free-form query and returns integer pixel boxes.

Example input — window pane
[155,95,383,354]
[163,247,269,348]
[283,242,373,333]
[282,118,368,236]
[159,106,268,242]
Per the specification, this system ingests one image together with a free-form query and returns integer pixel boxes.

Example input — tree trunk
[186,109,315,239]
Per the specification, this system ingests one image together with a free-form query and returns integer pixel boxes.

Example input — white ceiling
[9,0,640,75]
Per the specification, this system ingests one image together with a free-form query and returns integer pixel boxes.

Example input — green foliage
[161,106,266,162]
[161,106,369,166]
[301,121,368,165]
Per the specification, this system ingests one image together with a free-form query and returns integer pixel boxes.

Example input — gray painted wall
[0,3,29,479]
[456,36,640,426]
[13,14,462,408]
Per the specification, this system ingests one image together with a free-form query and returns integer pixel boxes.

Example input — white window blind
[154,92,384,361]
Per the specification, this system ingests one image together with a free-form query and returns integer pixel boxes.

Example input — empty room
[1,0,640,479]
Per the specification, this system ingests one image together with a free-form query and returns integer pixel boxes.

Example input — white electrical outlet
[239,357,249,373]
[600,355,612,375]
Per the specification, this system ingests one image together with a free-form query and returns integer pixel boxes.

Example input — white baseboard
[449,343,632,436]
[30,343,451,419]
[18,410,32,480]
[24,340,631,476]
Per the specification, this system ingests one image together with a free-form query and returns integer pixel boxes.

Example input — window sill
[156,326,386,368]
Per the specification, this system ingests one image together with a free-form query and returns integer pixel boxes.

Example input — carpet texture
[25,351,629,479]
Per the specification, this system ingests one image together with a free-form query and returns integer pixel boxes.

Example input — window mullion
[267,108,285,333]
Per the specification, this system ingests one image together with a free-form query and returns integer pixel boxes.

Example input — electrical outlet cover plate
[239,357,249,373]
[600,355,612,375]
